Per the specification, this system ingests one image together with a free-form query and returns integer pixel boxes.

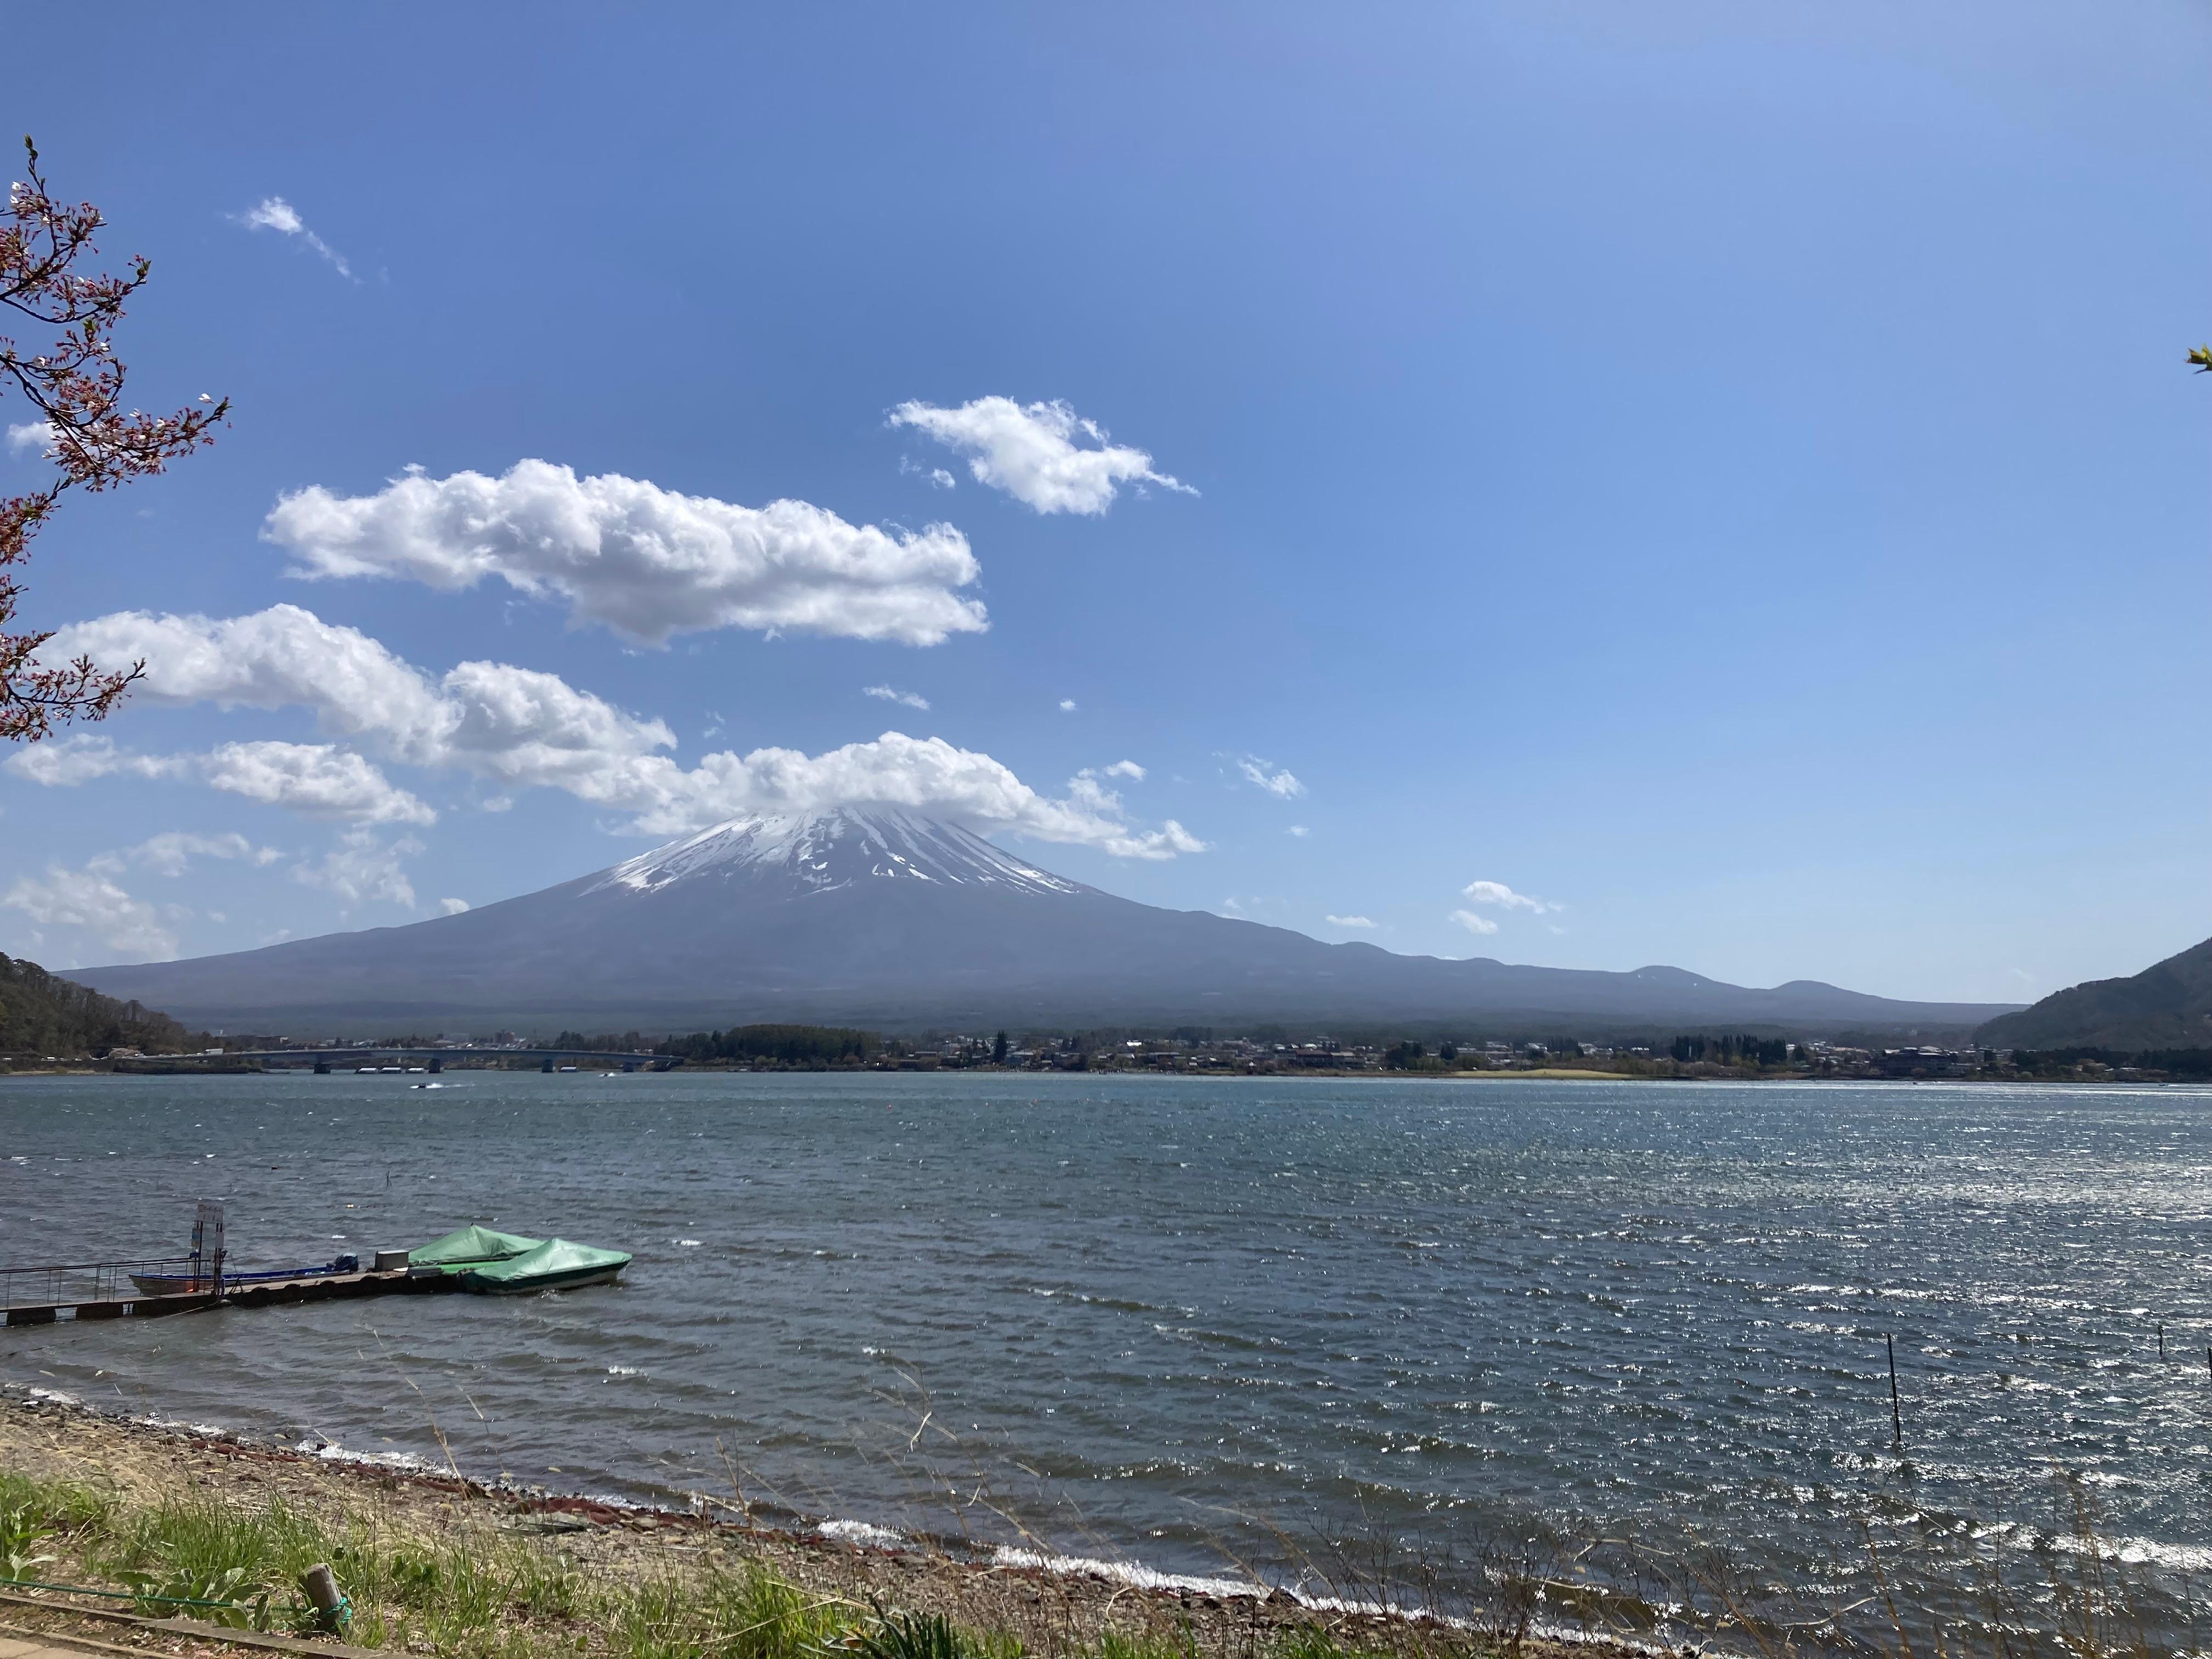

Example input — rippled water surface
[4,1072,2209,1625]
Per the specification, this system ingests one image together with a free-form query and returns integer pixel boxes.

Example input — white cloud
[6,735,160,786]
[33,606,450,749]
[1325,914,1378,929]
[1102,760,1145,781]
[202,741,437,824]
[929,467,955,489]
[621,734,1209,858]
[235,195,353,279]
[2,864,178,960]
[7,420,55,457]
[1459,879,1559,915]
[1448,909,1500,936]
[26,606,1208,860]
[263,460,988,647]
[89,832,281,878]
[438,897,470,916]
[1236,756,1305,799]
[864,684,931,711]
[1286,825,1310,838]
[1058,698,1077,712]
[11,730,435,825]
[889,397,1191,515]
[294,829,421,909]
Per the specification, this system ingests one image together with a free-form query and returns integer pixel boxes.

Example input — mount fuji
[70,806,2017,1036]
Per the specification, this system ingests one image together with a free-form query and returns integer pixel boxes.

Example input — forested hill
[1977,936,2212,1052]
[0,953,202,1057]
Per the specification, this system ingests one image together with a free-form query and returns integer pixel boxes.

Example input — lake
[3,1071,2207,1639]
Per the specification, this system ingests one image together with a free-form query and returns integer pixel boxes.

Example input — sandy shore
[0,1389,1644,1659]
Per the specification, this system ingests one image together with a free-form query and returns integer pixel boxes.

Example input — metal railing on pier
[0,1256,205,1312]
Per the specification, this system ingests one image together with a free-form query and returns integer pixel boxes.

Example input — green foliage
[0,951,202,1056]
[0,1499,58,1582]
[855,1601,978,1659]
[117,1561,270,1628]
[656,1023,880,1066]
[1669,1032,1795,1066]
[0,1471,112,1538]
[2015,1045,2212,1077]
[550,1029,650,1053]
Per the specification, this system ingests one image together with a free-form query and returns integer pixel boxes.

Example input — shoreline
[2,1064,2187,1086]
[0,1385,1644,1659]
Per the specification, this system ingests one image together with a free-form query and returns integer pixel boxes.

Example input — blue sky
[2,2,2205,1006]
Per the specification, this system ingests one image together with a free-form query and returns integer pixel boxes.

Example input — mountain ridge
[1975,937,2212,1052]
[67,807,2020,1037]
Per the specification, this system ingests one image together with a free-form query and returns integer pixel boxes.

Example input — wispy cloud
[1325,914,1377,929]
[1058,698,1077,712]
[439,897,470,916]
[1286,825,1310,838]
[7,421,55,457]
[2,862,179,960]
[294,828,422,909]
[889,397,1192,515]
[235,196,354,280]
[1102,760,1145,781]
[1448,909,1499,936]
[90,832,282,878]
[1460,878,1560,915]
[899,456,958,490]
[12,732,436,825]
[1235,755,1305,799]
[864,684,932,711]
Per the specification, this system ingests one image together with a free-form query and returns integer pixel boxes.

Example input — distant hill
[1977,938,2212,1052]
[70,806,2019,1039]
[0,952,202,1057]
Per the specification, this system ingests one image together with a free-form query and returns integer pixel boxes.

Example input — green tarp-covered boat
[459,1238,631,1295]
[409,1225,543,1273]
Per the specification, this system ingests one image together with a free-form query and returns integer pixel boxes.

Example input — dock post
[1887,1334,1904,1450]
[300,1564,349,1633]
[541,1054,556,1073]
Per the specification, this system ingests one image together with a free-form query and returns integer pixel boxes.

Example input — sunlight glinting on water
[4,1071,2209,1638]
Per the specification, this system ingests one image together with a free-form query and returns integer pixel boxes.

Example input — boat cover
[409,1224,543,1266]
[462,1237,630,1287]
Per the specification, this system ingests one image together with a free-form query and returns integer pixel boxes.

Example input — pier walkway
[0,1260,461,1327]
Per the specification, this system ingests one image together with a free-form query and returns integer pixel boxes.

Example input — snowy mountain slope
[589,807,1087,898]
[71,808,2019,1036]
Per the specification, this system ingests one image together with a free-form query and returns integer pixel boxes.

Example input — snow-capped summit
[590,806,1091,899]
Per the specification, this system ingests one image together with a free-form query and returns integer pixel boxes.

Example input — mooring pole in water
[1887,1334,1904,1449]
[2158,1322,2165,1359]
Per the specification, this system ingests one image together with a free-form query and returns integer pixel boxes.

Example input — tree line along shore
[6,951,2204,1084]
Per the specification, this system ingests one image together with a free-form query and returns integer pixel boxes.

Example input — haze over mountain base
[70,809,2019,1038]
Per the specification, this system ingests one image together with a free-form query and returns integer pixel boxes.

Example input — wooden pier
[1,1263,462,1327]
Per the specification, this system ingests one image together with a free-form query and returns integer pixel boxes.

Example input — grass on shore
[0,1467,1418,1659]
[2,1463,2198,1659]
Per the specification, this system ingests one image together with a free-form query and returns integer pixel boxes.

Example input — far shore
[0,1060,2183,1086]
